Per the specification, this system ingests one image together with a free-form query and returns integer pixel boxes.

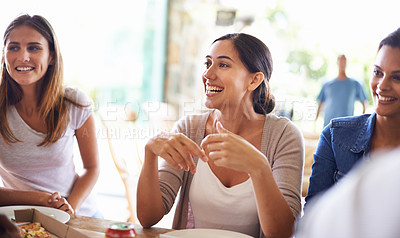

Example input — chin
[203,98,216,109]
[204,102,217,110]
[375,109,400,118]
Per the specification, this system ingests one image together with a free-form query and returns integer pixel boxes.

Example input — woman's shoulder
[172,110,212,139]
[64,86,92,106]
[176,110,212,126]
[265,113,291,123]
[64,86,93,129]
[322,114,374,150]
[265,114,300,132]
[330,114,373,129]
[264,114,303,144]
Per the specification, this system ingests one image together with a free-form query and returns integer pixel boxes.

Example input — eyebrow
[374,65,400,74]
[7,41,43,45]
[206,55,234,61]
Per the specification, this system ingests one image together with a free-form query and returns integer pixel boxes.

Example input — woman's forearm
[71,114,100,213]
[0,187,51,206]
[67,166,99,212]
[136,146,165,227]
[250,163,295,238]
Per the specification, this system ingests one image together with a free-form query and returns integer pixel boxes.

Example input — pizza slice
[18,222,52,238]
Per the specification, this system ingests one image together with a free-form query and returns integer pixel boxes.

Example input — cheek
[4,53,11,65]
[369,78,377,91]
[40,56,51,70]
[4,58,13,74]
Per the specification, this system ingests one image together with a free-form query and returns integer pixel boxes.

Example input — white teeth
[206,85,223,92]
[378,95,395,101]
[16,67,33,71]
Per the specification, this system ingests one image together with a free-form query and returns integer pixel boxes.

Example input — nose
[203,63,216,81]
[18,49,30,62]
[377,74,391,91]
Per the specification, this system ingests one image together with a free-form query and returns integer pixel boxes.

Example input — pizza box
[14,208,89,238]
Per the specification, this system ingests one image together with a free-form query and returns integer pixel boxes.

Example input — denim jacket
[305,113,376,205]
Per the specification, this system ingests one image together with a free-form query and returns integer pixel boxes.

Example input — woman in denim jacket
[306,27,400,206]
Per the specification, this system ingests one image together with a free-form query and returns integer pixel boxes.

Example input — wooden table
[67,215,172,237]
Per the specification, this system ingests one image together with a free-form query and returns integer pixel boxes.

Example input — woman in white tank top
[137,33,304,238]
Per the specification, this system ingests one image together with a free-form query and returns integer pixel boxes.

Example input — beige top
[158,110,304,237]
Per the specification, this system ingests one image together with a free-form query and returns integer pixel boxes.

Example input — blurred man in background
[315,54,368,127]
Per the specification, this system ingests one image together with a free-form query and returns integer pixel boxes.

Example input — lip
[376,93,398,104]
[15,65,35,72]
[205,83,224,97]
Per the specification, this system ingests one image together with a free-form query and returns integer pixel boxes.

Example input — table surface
[67,215,172,238]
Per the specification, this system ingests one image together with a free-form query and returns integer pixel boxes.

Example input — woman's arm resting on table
[137,132,207,227]
[0,188,51,206]
[67,114,100,213]
[0,189,74,214]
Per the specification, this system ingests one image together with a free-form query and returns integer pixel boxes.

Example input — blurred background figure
[296,148,400,238]
[315,54,368,127]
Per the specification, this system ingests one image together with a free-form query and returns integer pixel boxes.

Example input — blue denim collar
[349,113,376,154]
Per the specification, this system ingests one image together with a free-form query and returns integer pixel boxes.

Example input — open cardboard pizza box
[14,208,89,238]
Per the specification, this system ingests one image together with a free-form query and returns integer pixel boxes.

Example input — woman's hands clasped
[146,132,208,174]
[201,121,267,175]
[47,192,74,215]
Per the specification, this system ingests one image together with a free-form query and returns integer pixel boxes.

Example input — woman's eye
[392,75,400,82]
[7,46,19,51]
[373,69,383,77]
[204,61,211,68]
[219,63,229,68]
[28,46,41,51]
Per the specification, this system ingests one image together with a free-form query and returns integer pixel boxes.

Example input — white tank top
[189,160,259,237]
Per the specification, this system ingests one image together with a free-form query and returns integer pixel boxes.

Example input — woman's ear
[248,72,264,91]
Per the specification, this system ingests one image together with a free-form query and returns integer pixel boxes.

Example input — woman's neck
[16,84,40,115]
[212,103,264,135]
[373,115,400,149]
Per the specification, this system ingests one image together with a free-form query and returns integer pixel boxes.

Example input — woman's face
[202,39,255,110]
[4,25,53,87]
[370,45,400,118]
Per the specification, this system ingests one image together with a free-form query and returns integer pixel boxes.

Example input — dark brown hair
[378,27,400,51]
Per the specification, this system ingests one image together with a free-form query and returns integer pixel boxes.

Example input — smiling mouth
[16,66,34,72]
[378,94,397,102]
[206,85,224,94]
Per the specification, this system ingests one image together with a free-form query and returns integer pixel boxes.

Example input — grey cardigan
[158,110,304,237]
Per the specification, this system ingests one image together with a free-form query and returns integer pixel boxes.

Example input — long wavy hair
[0,14,75,146]
[213,33,275,115]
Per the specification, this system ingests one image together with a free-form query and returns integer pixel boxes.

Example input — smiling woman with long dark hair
[137,33,304,238]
